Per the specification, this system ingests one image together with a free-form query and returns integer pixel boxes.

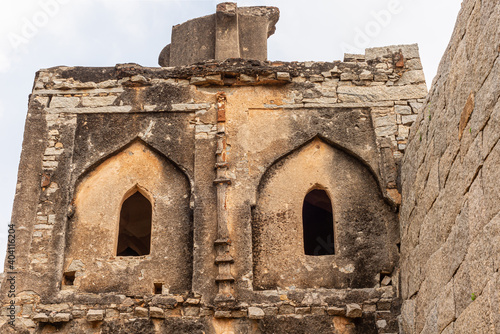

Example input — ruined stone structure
[0,2,456,333]
[158,3,279,67]
[400,0,500,333]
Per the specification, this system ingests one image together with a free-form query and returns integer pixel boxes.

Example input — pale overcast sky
[0,0,462,267]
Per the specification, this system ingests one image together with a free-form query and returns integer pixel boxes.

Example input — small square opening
[63,271,76,286]
[154,282,163,295]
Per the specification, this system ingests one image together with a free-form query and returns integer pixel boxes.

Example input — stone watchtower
[1,3,427,333]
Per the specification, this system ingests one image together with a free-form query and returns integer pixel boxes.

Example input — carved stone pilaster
[214,92,235,304]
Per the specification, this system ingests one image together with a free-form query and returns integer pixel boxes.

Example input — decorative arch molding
[253,134,386,205]
[73,137,194,199]
[64,139,193,295]
[121,183,155,205]
[252,135,397,290]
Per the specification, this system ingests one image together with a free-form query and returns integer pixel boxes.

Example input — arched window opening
[116,191,152,256]
[302,189,334,256]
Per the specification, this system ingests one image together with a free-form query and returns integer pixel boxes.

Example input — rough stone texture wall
[253,138,398,290]
[400,0,500,333]
[1,44,426,333]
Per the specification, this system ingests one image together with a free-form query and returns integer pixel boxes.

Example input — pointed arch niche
[64,140,192,295]
[252,137,398,290]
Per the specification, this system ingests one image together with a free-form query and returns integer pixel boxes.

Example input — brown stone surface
[400,0,500,333]
[149,307,164,319]
[459,92,475,139]
[253,138,398,290]
[64,141,192,295]
[345,304,362,318]
[86,309,104,322]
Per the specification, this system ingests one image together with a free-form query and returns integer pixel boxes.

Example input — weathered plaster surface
[253,138,397,290]
[1,43,426,333]
[66,141,192,295]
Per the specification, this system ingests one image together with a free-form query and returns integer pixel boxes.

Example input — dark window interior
[154,282,163,294]
[63,271,75,286]
[116,191,152,257]
[302,189,334,256]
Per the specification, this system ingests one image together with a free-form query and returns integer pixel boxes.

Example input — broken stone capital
[159,2,279,67]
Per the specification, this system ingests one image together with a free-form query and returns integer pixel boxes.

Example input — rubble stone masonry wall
[1,44,427,333]
[400,0,500,333]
